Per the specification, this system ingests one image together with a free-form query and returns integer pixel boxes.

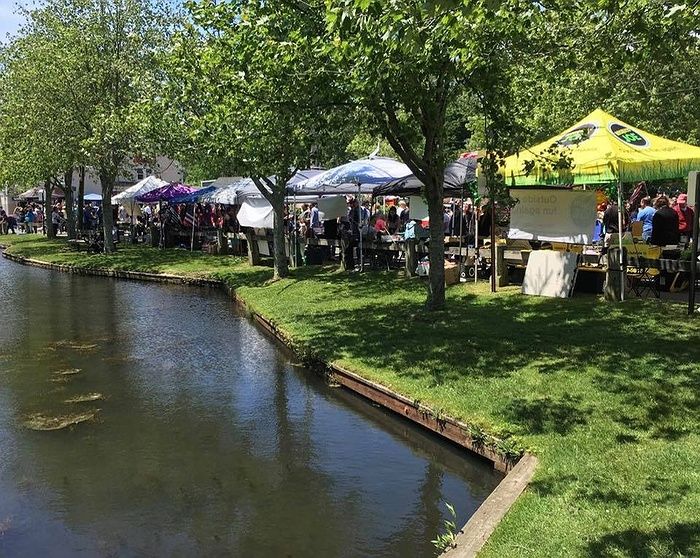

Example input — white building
[78,155,185,196]
[0,156,184,212]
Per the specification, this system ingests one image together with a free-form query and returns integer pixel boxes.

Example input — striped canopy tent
[502,108,700,186]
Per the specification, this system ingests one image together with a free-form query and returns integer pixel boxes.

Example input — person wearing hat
[673,193,694,241]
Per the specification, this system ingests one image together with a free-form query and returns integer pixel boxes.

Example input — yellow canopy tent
[502,108,700,186]
[501,109,700,302]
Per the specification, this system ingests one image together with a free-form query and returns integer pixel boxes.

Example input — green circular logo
[609,123,649,147]
[557,124,597,146]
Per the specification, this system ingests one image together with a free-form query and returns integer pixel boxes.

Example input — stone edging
[1,247,538,558]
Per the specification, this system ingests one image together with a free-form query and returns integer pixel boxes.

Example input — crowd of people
[600,190,695,247]
[0,202,47,235]
[290,196,492,243]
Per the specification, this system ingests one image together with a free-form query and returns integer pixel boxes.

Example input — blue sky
[0,0,25,39]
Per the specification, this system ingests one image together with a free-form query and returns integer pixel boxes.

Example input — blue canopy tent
[287,158,413,271]
[288,158,412,196]
[373,157,478,196]
[169,185,220,204]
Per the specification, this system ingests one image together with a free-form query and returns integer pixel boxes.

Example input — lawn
[3,234,699,557]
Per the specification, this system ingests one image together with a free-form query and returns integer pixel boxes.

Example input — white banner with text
[509,189,596,244]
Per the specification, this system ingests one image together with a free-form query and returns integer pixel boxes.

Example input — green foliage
[431,501,458,552]
[510,1,700,150]
[0,0,175,249]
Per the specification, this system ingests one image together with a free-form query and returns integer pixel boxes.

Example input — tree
[169,0,347,279]
[0,0,173,249]
[510,1,700,150]
[324,0,533,309]
[0,8,89,239]
[76,0,174,252]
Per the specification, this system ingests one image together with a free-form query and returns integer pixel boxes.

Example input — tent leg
[190,204,196,251]
[617,180,625,302]
[474,210,479,283]
[358,183,363,272]
[458,187,464,279]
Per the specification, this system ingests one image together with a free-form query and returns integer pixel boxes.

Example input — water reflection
[0,256,501,557]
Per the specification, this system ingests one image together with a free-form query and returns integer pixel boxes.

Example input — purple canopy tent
[135,183,196,203]
[135,183,195,250]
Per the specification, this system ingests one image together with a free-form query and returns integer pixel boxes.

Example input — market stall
[501,108,700,300]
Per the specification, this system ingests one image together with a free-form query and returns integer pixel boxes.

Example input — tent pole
[358,182,363,272]
[458,186,464,279]
[190,203,195,251]
[617,180,625,302]
[688,178,700,315]
[293,189,297,266]
[474,206,479,283]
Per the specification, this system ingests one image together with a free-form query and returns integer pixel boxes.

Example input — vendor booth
[501,108,700,300]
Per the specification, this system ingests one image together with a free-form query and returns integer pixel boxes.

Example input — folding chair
[627,244,661,298]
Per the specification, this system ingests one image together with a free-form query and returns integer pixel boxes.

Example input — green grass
[3,234,700,557]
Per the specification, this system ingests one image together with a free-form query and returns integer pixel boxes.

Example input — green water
[0,256,501,557]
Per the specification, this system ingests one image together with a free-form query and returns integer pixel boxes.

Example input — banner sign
[408,195,429,221]
[509,189,596,244]
[238,198,274,229]
[318,195,347,220]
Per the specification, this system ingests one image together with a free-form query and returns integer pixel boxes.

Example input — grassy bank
[3,234,700,557]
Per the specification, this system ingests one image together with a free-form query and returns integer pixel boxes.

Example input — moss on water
[64,393,104,404]
[24,409,100,431]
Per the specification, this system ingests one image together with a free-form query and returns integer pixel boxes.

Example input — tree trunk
[251,175,289,280]
[425,176,445,310]
[77,166,85,232]
[63,170,76,239]
[271,194,289,280]
[99,171,116,253]
[44,179,54,239]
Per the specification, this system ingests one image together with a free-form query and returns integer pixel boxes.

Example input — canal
[0,255,501,557]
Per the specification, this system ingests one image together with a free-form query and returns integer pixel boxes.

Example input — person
[309,202,321,230]
[0,210,9,234]
[51,206,61,236]
[35,206,44,234]
[650,195,680,246]
[448,203,467,237]
[443,205,451,234]
[343,198,362,269]
[633,196,655,242]
[83,203,93,231]
[399,202,410,231]
[478,201,492,239]
[299,203,310,225]
[361,200,371,226]
[463,199,476,246]
[386,205,400,235]
[397,199,408,219]
[142,203,152,225]
[23,205,35,233]
[673,193,694,240]
[373,211,388,235]
[602,202,621,235]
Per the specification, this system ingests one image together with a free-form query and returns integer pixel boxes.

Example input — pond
[0,255,501,557]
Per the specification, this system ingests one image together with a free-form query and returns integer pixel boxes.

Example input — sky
[0,0,25,39]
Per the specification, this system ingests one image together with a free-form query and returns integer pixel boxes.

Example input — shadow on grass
[586,522,700,557]
[503,394,591,435]
[286,272,699,442]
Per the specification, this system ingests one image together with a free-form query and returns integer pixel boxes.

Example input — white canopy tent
[111,176,168,217]
[289,158,412,195]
